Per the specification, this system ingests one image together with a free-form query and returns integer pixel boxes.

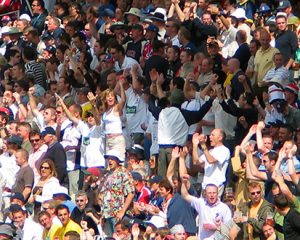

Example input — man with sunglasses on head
[238,182,273,240]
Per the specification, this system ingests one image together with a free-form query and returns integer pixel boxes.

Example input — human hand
[80,220,88,230]
[156,73,165,86]
[87,92,97,106]
[257,121,265,131]
[225,85,232,98]
[131,223,140,238]
[171,146,180,159]
[179,146,188,159]
[253,96,259,106]
[249,124,257,134]
[149,69,158,82]
[192,133,200,146]
[203,223,217,230]
[198,133,207,145]
[13,92,21,104]
[116,209,125,221]
[238,75,246,83]
[181,174,190,185]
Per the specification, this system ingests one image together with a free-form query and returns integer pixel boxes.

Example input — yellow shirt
[81,102,93,122]
[254,46,279,87]
[43,224,61,240]
[248,199,264,240]
[54,220,82,240]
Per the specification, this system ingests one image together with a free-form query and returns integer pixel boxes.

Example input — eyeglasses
[30,138,40,143]
[76,199,84,202]
[40,166,50,170]
[250,191,261,196]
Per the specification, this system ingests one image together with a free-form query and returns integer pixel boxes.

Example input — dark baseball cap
[40,127,56,137]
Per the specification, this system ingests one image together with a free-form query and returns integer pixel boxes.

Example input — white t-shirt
[190,197,232,240]
[125,87,148,134]
[200,145,230,188]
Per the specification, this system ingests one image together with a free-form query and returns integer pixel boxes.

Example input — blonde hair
[39,158,57,178]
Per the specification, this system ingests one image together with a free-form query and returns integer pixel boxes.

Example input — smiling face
[39,162,52,178]
[75,195,88,211]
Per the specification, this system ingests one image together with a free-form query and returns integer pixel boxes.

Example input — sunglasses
[40,166,50,170]
[30,138,40,143]
[76,199,84,202]
[250,191,261,196]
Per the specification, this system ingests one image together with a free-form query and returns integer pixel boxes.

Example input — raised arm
[246,146,266,180]
[256,121,266,153]
[56,95,79,126]
[87,92,101,126]
[240,124,257,149]
[180,174,194,203]
[28,87,40,117]
[192,133,203,166]
[116,77,126,113]
[179,147,189,177]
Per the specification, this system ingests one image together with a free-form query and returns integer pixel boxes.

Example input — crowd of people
[0,0,300,239]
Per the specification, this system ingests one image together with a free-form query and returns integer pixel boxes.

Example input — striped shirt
[25,60,47,90]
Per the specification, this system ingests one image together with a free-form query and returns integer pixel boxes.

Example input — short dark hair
[172,77,185,90]
[273,193,289,210]
[159,179,173,194]
[22,46,37,61]
[55,204,70,215]
[7,49,19,60]
[111,44,125,55]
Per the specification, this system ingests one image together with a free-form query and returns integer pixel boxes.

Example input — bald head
[236,30,247,44]
[228,58,240,73]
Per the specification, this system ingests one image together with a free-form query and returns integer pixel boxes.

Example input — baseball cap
[82,167,100,177]
[277,0,291,10]
[127,144,144,160]
[148,175,163,184]
[44,45,56,55]
[40,127,56,137]
[77,87,90,95]
[7,135,23,147]
[132,172,143,181]
[10,192,25,202]
[146,24,159,34]
[1,15,11,22]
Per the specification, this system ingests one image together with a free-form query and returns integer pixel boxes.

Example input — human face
[3,91,13,105]
[17,126,28,139]
[205,185,218,205]
[200,59,210,74]
[47,19,57,32]
[202,13,211,25]
[15,152,25,167]
[276,17,287,31]
[274,54,283,68]
[180,51,189,64]
[40,163,52,178]
[150,182,159,192]
[249,42,258,56]
[13,211,26,228]
[31,0,41,14]
[11,53,21,65]
[43,109,55,124]
[262,155,273,171]
[259,32,271,50]
[167,47,177,62]
[108,158,119,171]
[11,65,23,79]
[159,187,170,198]
[56,49,64,62]
[43,134,53,145]
[263,137,273,151]
[249,186,262,205]
[209,129,221,147]
[57,208,70,226]
[174,231,186,240]
[75,196,88,211]
[278,128,291,142]
[263,224,274,238]
[106,92,116,106]
[93,42,102,55]
[14,83,22,93]
[107,73,117,89]
[87,113,96,126]
[39,214,52,230]
[30,135,42,151]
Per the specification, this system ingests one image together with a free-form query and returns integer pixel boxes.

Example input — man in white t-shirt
[181,179,232,240]
[192,129,230,196]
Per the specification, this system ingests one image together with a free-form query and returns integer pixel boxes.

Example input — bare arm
[28,87,40,117]
[23,187,32,200]
[180,175,194,203]
[156,73,166,99]
[240,124,257,149]
[167,3,175,18]
[166,148,178,188]
[192,133,203,166]
[179,147,188,177]
[256,121,267,153]
[57,96,79,126]
[117,79,126,113]
[174,2,185,22]
[245,150,264,180]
